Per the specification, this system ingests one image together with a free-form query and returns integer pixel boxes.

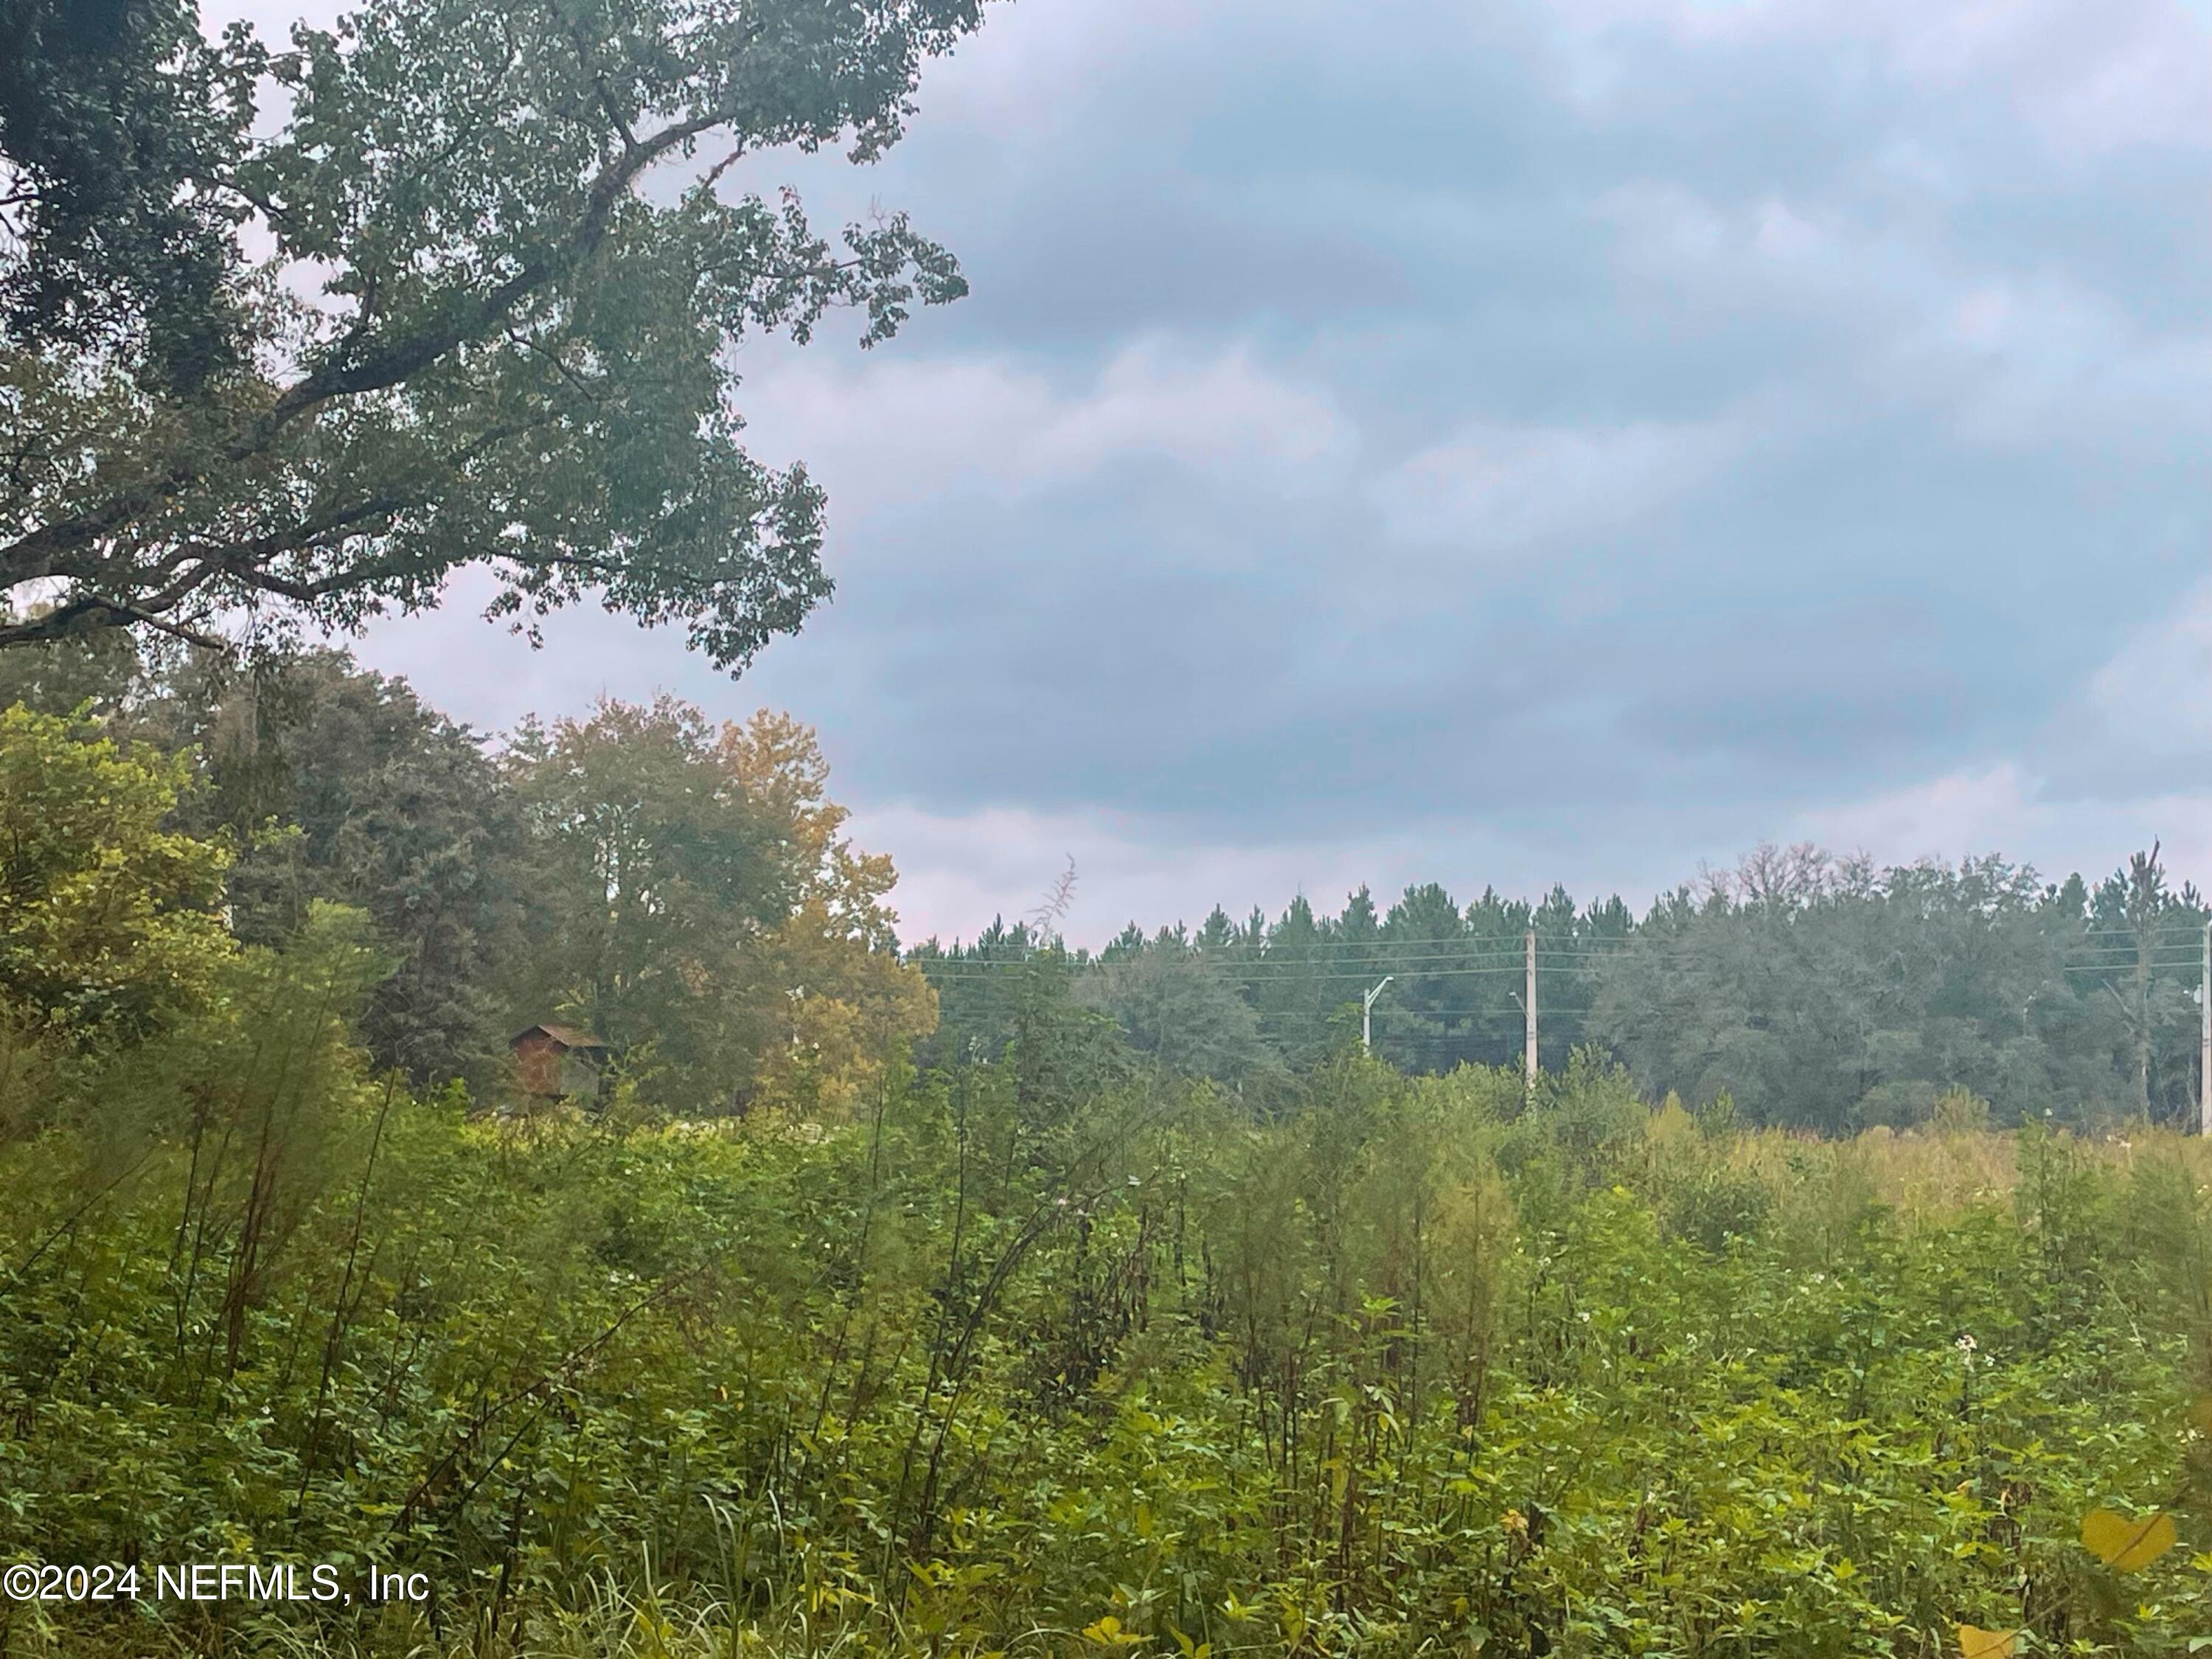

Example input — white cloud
[852,801,1673,950]
[1597,183,1912,324]
[1795,762,2212,892]
[1374,418,1741,552]
[735,338,1352,518]
[1600,181,2212,453]
[1793,593,2212,884]
[1795,763,2039,866]
[1952,286,2014,347]
[849,801,1418,948]
[1877,272,2212,451]
[2085,579,2212,757]
[1553,0,2212,157]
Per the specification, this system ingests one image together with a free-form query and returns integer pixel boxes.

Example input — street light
[1362,975,1394,1054]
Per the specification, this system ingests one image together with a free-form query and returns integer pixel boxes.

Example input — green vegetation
[0,0,975,659]
[10,999,2212,1654]
[0,643,936,1113]
[1,667,2211,1656]
[922,844,2208,1135]
[4,4,2208,1648]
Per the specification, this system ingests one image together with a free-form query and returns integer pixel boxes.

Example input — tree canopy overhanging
[0,0,981,665]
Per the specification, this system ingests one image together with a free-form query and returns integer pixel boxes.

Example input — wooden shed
[509,1023,608,1103]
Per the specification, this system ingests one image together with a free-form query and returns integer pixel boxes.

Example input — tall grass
[9,1048,2212,1656]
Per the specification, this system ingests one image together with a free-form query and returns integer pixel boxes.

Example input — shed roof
[510,1023,608,1051]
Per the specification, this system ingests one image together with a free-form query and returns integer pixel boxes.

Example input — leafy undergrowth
[7,1036,2212,1657]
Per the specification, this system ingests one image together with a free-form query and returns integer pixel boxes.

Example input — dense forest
[0,636,934,1119]
[919,842,2207,1138]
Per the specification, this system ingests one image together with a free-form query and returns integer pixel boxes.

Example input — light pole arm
[1362,975,1394,1053]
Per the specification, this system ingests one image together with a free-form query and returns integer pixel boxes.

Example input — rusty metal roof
[510,1023,608,1051]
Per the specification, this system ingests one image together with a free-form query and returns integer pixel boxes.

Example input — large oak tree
[0,0,981,663]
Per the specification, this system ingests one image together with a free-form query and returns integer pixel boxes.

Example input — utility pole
[1362,975,1394,1054]
[2201,920,2210,1136]
[1524,928,1537,1092]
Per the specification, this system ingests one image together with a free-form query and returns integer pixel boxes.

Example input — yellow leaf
[2081,1508,2177,1571]
[1956,1626,2016,1659]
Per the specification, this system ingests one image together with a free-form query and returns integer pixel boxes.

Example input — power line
[913,920,2209,958]
[914,920,2205,959]
[916,947,2212,981]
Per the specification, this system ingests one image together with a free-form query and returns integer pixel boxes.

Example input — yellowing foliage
[506,698,934,1119]
[2081,1508,2177,1572]
[720,710,937,1117]
[748,902,938,1118]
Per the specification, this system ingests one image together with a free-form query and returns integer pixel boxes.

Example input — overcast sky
[319,0,2212,947]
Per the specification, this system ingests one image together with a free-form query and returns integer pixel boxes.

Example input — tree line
[4,627,2203,1136]
[917,843,2210,1134]
[0,634,932,1124]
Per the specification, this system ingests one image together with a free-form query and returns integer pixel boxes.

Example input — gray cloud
[352,0,2212,934]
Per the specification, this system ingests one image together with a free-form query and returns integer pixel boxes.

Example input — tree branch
[549,0,639,148]
[0,102,740,596]
[0,594,230,651]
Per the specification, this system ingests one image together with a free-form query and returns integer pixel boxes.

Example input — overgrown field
[8,1019,2212,1658]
